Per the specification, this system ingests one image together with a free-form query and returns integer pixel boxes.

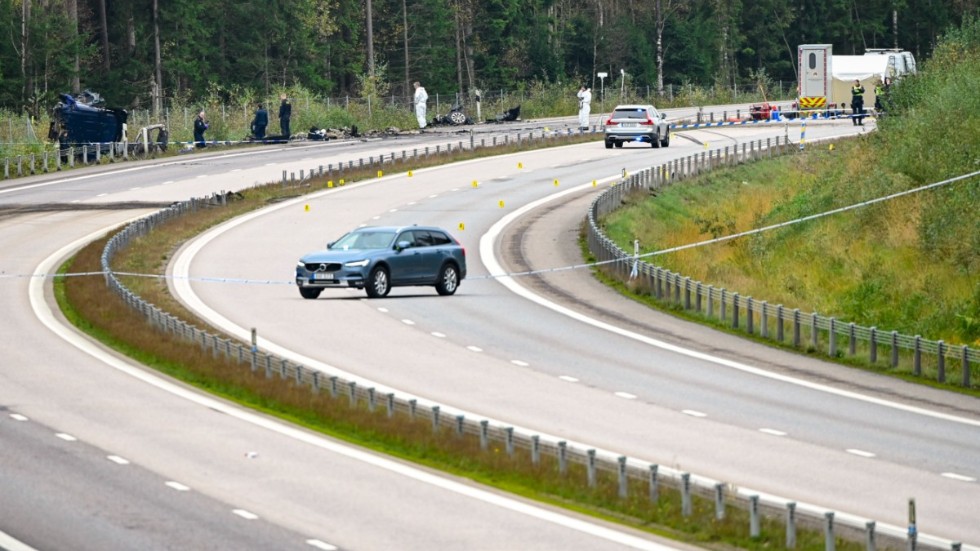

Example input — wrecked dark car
[49,90,128,155]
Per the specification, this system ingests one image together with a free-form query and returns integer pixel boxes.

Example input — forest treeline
[3,0,977,116]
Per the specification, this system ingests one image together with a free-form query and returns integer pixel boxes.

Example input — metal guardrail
[94,129,969,551]
[585,138,979,386]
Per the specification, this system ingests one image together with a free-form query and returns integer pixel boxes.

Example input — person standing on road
[193,110,208,148]
[252,104,269,139]
[850,79,865,126]
[577,85,592,129]
[278,94,292,138]
[413,81,428,130]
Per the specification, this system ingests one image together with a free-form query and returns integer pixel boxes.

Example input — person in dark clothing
[278,95,292,138]
[252,104,269,139]
[850,80,865,126]
[193,110,208,148]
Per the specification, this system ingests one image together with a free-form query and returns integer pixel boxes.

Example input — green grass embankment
[602,19,980,352]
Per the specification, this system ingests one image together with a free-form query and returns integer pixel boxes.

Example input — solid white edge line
[940,472,976,482]
[0,530,39,551]
[160,140,977,551]
[35,224,679,550]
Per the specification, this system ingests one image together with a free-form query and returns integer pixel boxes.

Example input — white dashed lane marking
[9,414,28,421]
[614,392,637,400]
[166,481,191,491]
[431,332,446,338]
[467,345,483,352]
[55,433,77,441]
[401,319,415,326]
[759,428,787,436]
[306,540,339,550]
[846,449,876,458]
[232,509,259,520]
[682,410,707,418]
[511,360,529,367]
[107,455,130,465]
[941,472,976,482]
[559,375,579,383]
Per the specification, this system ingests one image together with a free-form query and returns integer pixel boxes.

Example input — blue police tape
[668,110,874,131]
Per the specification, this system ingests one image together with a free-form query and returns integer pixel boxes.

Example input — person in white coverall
[577,85,592,129]
[413,81,428,129]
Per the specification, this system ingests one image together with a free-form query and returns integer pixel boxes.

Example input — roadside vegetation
[602,18,980,350]
[57,132,866,551]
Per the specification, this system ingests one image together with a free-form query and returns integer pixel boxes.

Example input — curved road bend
[176,119,977,547]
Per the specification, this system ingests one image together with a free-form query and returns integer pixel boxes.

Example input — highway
[2,114,977,549]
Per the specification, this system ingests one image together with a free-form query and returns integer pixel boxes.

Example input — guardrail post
[505,427,514,456]
[587,449,597,487]
[386,393,395,418]
[531,435,540,465]
[348,381,357,407]
[732,293,740,329]
[706,285,713,317]
[367,387,376,412]
[825,512,836,551]
[937,340,946,382]
[681,473,692,516]
[866,521,876,551]
[962,345,970,387]
[455,415,464,436]
[850,323,857,356]
[479,420,489,450]
[696,282,703,312]
[870,327,878,364]
[648,464,659,502]
[750,495,760,537]
[618,456,628,498]
[761,301,769,338]
[720,288,727,322]
[558,441,568,475]
[747,297,754,334]
[891,331,899,367]
[777,305,785,342]
[408,398,417,420]
[793,308,801,347]
[786,502,797,548]
[431,405,440,432]
[329,376,338,397]
[829,318,837,357]
[714,483,725,519]
[913,336,922,375]
[684,277,691,309]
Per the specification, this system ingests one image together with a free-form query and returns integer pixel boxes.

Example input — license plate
[621,122,637,127]
[313,272,335,281]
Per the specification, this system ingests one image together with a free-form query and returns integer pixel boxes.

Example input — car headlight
[296,260,306,268]
[345,259,369,267]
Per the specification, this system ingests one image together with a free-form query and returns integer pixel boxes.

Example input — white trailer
[798,44,916,113]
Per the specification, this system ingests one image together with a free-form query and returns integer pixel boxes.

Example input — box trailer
[797,44,916,114]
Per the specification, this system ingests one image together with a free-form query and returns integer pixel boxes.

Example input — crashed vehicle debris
[49,90,168,157]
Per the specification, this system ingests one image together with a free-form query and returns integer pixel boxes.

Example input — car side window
[396,231,417,248]
[415,230,434,247]
[430,231,451,246]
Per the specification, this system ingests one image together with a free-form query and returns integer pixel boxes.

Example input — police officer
[850,80,865,126]
[252,104,269,139]
[278,94,292,138]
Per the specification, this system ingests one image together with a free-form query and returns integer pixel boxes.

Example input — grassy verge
[55,131,870,551]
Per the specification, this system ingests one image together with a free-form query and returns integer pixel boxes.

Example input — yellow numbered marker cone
[472,180,479,189]
[408,170,414,177]
[498,200,505,208]
[829,143,835,151]
[304,204,310,212]
[340,179,346,186]
[517,162,523,169]
[704,142,709,150]
[553,179,559,187]
[592,179,597,187]
[458,222,465,231]
[327,180,334,188]
[377,170,383,178]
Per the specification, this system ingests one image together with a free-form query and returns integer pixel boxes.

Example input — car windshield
[330,230,396,250]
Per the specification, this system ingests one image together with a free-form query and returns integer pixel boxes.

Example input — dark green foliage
[1,1,977,110]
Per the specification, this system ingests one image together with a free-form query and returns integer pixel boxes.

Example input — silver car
[295,225,467,299]
[603,104,670,149]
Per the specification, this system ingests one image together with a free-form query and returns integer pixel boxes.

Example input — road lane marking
[232,509,259,520]
[559,376,579,383]
[107,455,130,465]
[56,433,77,441]
[682,410,707,418]
[940,472,976,482]
[846,449,876,458]
[431,332,446,338]
[467,345,483,352]
[306,540,339,550]
[511,360,529,367]
[759,428,787,437]
[10,413,28,421]
[401,319,415,325]
[615,392,637,400]
[166,481,191,491]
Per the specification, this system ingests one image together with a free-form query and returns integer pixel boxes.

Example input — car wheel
[614,142,623,148]
[299,287,322,299]
[435,264,460,296]
[449,111,467,125]
[652,131,661,148]
[365,266,391,298]
[604,140,613,149]
[661,131,670,148]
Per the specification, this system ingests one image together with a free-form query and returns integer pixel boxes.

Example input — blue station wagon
[295,225,467,299]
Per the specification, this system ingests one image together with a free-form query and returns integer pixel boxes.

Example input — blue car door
[388,230,423,284]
